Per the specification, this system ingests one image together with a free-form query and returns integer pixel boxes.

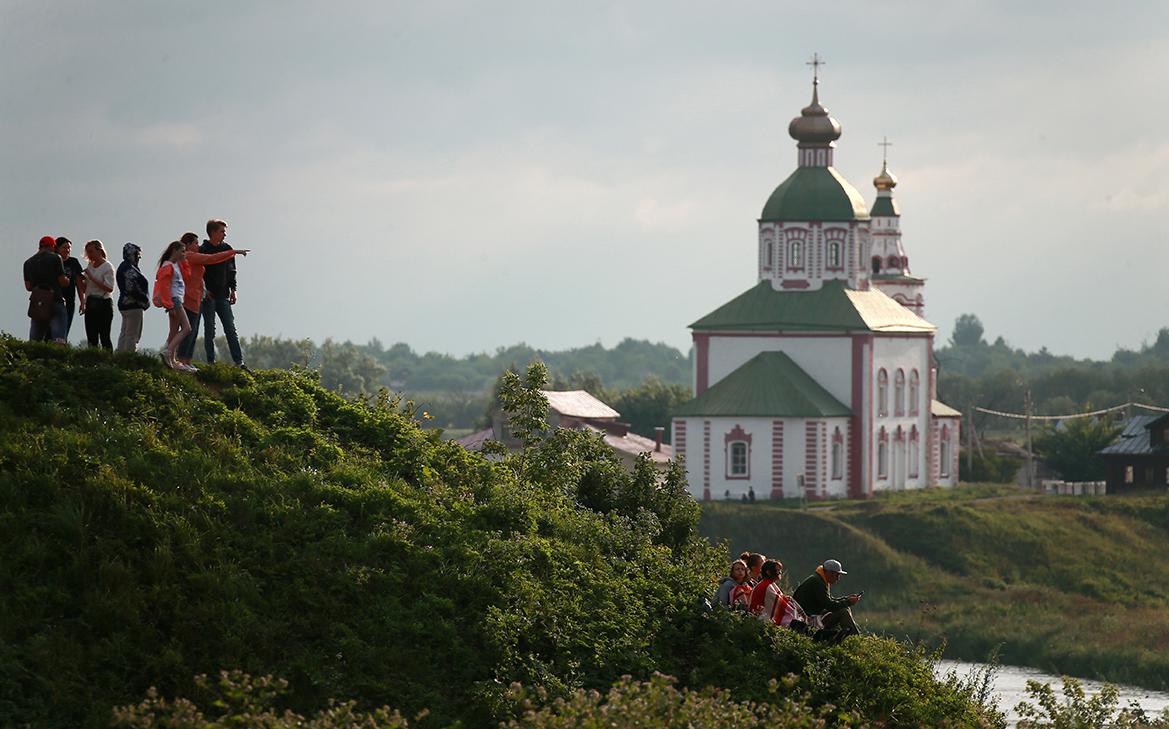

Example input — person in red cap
[792,558,862,644]
[23,236,70,342]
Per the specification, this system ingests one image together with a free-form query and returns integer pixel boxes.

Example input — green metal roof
[870,196,900,217]
[675,351,851,418]
[760,166,870,222]
[690,279,935,333]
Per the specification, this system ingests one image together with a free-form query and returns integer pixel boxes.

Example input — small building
[1097,413,1169,493]
[455,389,673,470]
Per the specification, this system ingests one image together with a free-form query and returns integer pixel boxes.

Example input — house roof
[760,166,870,222]
[673,351,851,418]
[690,279,935,333]
[541,390,620,419]
[454,427,495,451]
[581,424,673,465]
[1098,415,1169,456]
[931,400,962,418]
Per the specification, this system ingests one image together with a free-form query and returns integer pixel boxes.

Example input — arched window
[725,425,751,479]
[877,369,888,417]
[871,256,881,275]
[909,426,920,479]
[831,427,844,480]
[909,370,920,416]
[828,242,841,269]
[790,241,803,269]
[877,427,888,479]
[940,425,951,478]
[894,369,905,416]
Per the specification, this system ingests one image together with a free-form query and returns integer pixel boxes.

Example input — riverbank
[936,660,1169,727]
[699,487,1169,691]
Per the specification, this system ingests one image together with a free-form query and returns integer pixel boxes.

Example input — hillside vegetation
[0,339,996,727]
[700,487,1169,690]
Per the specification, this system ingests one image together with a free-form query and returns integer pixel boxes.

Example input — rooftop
[674,351,851,418]
[541,390,620,419]
[690,279,935,333]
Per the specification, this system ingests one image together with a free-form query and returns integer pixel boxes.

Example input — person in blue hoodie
[115,243,150,352]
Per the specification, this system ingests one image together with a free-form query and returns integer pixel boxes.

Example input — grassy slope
[0,339,997,728]
[700,487,1169,689]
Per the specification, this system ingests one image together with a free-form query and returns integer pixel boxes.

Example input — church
[672,67,961,500]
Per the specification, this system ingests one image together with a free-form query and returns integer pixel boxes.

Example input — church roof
[869,196,899,217]
[690,279,935,333]
[871,273,925,284]
[674,351,851,418]
[931,400,962,418]
[760,166,870,222]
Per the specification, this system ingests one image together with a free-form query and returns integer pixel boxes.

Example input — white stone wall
[757,222,867,291]
[673,416,851,501]
[871,336,932,491]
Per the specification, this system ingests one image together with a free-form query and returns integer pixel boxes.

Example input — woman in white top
[153,241,191,371]
[82,240,117,350]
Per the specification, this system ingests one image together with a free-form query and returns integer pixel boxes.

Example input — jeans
[84,296,114,350]
[117,309,144,352]
[63,300,76,338]
[177,307,201,360]
[202,296,243,365]
[30,301,68,342]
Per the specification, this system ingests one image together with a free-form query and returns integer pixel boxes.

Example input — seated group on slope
[716,552,862,645]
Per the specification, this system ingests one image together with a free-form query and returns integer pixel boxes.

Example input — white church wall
[707,336,853,407]
[871,336,932,492]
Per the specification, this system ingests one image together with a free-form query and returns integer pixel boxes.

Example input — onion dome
[788,81,842,146]
[873,159,898,191]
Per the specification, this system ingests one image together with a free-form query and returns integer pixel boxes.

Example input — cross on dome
[806,53,826,84]
[879,136,893,164]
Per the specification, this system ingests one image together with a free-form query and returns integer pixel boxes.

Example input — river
[936,660,1169,726]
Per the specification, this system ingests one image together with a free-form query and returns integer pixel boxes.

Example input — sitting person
[740,551,766,585]
[792,558,861,644]
[716,559,753,610]
[747,560,806,630]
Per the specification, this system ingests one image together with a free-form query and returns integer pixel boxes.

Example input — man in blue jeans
[199,218,250,372]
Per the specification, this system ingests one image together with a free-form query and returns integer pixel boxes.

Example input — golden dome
[873,159,898,191]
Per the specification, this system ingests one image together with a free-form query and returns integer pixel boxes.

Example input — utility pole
[1024,388,1034,489]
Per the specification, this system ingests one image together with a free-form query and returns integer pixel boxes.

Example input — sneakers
[178,363,198,373]
[239,364,254,374]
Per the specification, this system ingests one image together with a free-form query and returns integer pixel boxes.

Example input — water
[936,660,1169,727]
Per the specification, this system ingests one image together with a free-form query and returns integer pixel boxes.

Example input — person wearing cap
[792,558,861,644]
[115,242,151,352]
[23,235,70,342]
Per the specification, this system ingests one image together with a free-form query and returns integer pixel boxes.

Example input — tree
[1033,416,1121,481]
[949,314,986,348]
[610,376,692,443]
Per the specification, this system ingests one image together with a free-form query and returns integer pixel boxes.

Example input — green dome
[760,166,870,222]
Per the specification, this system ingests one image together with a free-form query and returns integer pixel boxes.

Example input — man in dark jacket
[23,235,69,342]
[199,218,247,369]
[115,243,150,352]
[792,559,861,643]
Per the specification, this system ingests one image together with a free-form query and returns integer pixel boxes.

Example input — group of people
[22,219,252,372]
[716,552,863,644]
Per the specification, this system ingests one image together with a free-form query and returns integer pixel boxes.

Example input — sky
[3,1,1168,360]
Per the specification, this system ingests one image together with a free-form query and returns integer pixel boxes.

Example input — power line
[973,402,1169,421]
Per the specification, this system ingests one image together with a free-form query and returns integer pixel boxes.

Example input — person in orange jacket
[174,232,249,368]
[154,241,191,370]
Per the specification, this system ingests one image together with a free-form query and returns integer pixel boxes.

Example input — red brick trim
[771,420,784,499]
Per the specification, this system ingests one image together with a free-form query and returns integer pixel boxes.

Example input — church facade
[672,73,960,500]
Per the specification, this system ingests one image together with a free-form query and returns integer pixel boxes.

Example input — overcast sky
[3,1,1167,360]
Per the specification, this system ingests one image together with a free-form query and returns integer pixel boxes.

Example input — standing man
[23,235,70,342]
[115,243,150,352]
[199,219,249,371]
[56,237,86,341]
[792,558,862,644]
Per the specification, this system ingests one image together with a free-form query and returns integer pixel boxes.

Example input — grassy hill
[700,487,1169,690]
[0,338,997,727]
